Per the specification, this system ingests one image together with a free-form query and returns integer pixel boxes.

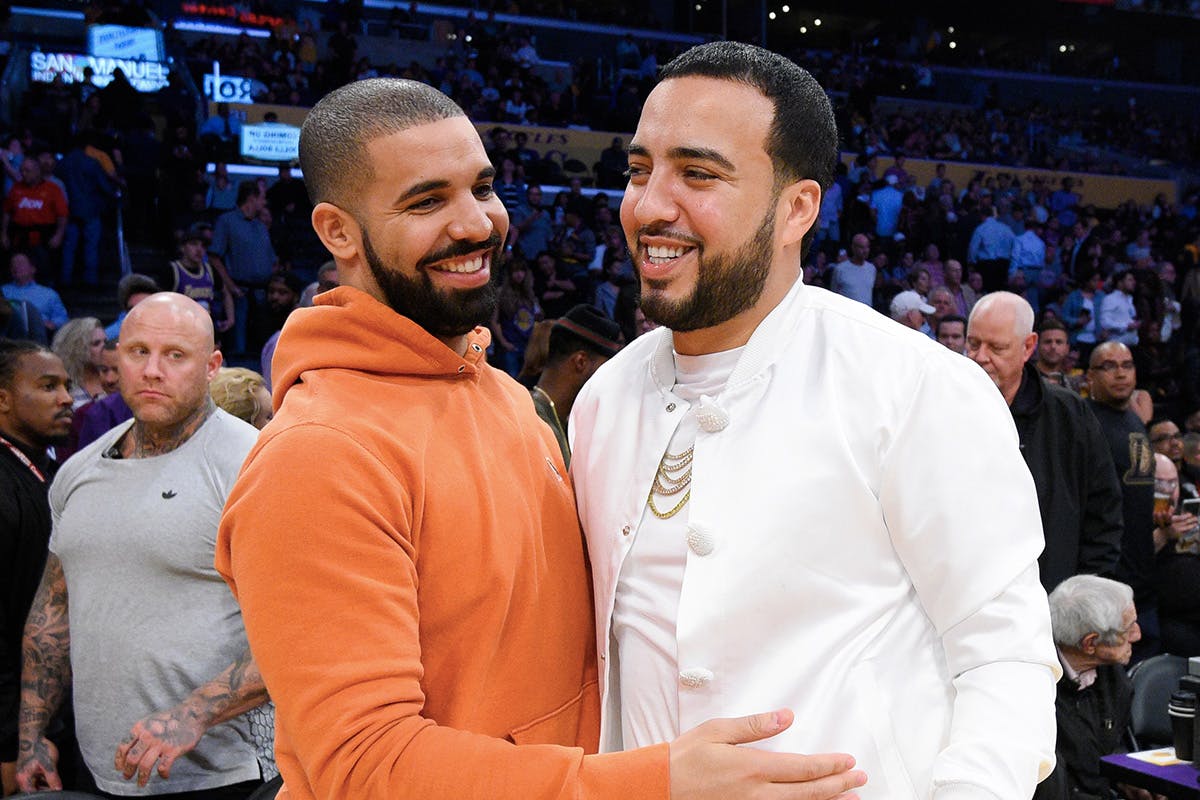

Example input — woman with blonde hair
[51,316,107,407]
[209,366,273,429]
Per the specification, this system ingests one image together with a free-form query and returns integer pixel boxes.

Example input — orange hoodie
[216,287,668,799]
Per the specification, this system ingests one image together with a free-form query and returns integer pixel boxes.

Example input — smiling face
[343,116,508,342]
[621,76,816,353]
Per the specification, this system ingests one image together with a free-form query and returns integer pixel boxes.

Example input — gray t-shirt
[49,409,263,795]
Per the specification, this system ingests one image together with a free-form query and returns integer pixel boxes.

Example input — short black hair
[118,273,160,310]
[300,78,465,211]
[1037,317,1068,335]
[1148,415,1177,432]
[657,41,838,258]
[0,338,52,390]
[936,314,967,335]
[236,181,261,207]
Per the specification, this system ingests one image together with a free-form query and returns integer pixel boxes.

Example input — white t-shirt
[612,345,742,748]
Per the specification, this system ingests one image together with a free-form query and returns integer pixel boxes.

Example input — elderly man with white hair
[967,292,1124,593]
[1033,574,1147,800]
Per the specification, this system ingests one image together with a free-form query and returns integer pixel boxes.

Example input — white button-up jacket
[570,279,1060,800]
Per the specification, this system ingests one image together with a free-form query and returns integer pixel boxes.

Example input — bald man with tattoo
[16,293,271,798]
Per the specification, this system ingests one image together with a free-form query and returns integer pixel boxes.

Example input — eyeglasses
[1151,432,1184,444]
[1156,478,1179,493]
[1090,360,1135,373]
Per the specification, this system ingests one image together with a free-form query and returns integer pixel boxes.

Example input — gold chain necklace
[647,446,693,519]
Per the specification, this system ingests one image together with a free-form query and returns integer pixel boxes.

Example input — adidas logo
[162,490,178,499]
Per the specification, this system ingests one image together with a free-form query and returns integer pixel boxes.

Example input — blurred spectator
[206,163,240,214]
[210,183,277,356]
[1086,341,1159,662]
[1152,452,1200,657]
[164,228,234,336]
[56,136,117,288]
[830,233,875,307]
[529,304,621,466]
[1098,269,1140,346]
[2,159,67,281]
[259,272,303,388]
[51,317,107,408]
[935,314,967,353]
[299,261,339,308]
[103,273,160,340]
[490,260,542,377]
[2,252,67,334]
[211,366,273,429]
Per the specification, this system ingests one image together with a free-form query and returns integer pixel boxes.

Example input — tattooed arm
[114,646,268,787]
[15,553,71,792]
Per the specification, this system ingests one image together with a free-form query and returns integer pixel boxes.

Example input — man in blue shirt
[969,207,1016,294]
[2,252,67,334]
[209,183,277,356]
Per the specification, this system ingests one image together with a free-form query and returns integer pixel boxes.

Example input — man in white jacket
[569,41,1061,800]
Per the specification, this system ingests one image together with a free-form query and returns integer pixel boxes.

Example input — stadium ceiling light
[781,5,790,12]
[813,17,821,25]
[948,41,956,48]
[1059,44,1067,53]
[800,25,807,33]
[948,26,955,33]
[769,11,777,19]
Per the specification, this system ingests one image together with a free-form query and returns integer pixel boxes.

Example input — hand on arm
[15,555,71,793]
[669,709,865,800]
[114,646,267,787]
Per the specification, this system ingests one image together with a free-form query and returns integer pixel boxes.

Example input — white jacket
[570,279,1060,800]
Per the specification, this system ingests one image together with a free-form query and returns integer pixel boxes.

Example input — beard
[636,206,775,333]
[361,225,501,338]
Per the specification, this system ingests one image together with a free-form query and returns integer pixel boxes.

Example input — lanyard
[0,432,46,483]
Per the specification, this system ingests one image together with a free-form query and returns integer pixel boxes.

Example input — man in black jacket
[968,292,1124,592]
[0,340,73,794]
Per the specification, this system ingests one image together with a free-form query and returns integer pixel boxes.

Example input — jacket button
[621,524,631,537]
[457,365,466,373]
[696,401,729,432]
[666,402,677,412]
[679,668,714,688]
[686,526,715,556]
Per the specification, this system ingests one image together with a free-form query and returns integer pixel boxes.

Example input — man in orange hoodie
[215,78,866,800]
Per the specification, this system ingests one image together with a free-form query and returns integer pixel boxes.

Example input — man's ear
[311,202,361,262]
[1080,632,1100,654]
[569,350,592,374]
[0,386,12,415]
[778,178,822,249]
